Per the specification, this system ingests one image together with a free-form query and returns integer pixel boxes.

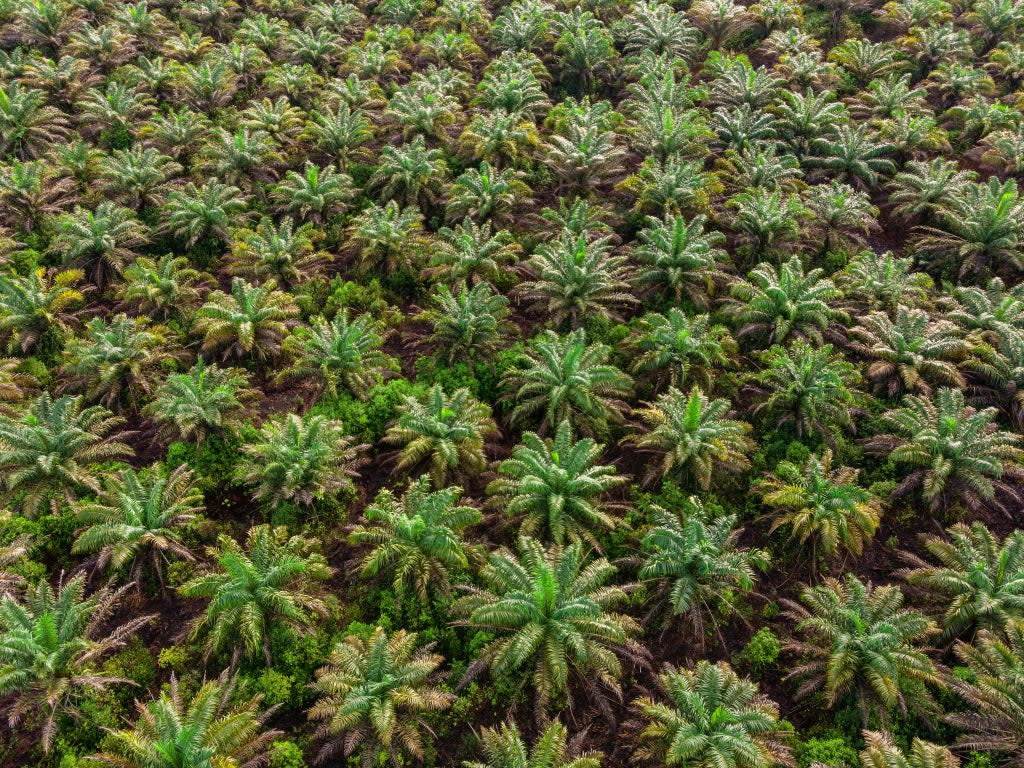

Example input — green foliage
[735,628,782,680]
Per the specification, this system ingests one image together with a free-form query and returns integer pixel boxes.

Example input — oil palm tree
[630,386,753,490]
[162,180,249,249]
[195,278,299,363]
[428,219,521,286]
[347,200,427,277]
[628,310,736,394]
[0,393,132,517]
[639,497,768,641]
[865,388,1024,516]
[309,626,453,768]
[502,329,633,438]
[632,661,791,768]
[784,574,940,725]
[280,311,395,399]
[901,522,1024,642]
[0,577,153,753]
[226,217,328,289]
[0,267,86,354]
[858,731,958,768]
[71,463,202,590]
[350,476,481,606]
[465,720,603,768]
[87,671,282,768]
[384,384,497,487]
[180,525,332,664]
[117,254,208,321]
[747,342,862,443]
[837,251,932,316]
[60,314,179,412]
[755,450,882,567]
[946,621,1024,764]
[848,307,967,397]
[634,214,724,309]
[488,420,625,548]
[237,413,366,511]
[520,232,635,329]
[273,161,353,225]
[729,256,838,348]
[143,359,253,444]
[48,202,148,289]
[917,178,1024,279]
[454,535,642,713]
[416,282,513,365]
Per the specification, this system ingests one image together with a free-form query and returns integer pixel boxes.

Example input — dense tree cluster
[2,0,1024,766]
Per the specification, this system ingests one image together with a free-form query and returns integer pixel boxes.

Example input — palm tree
[48,202,148,289]
[309,626,453,768]
[630,386,753,490]
[729,256,838,348]
[60,314,179,412]
[143,359,253,444]
[628,310,736,394]
[837,251,932,316]
[0,535,29,601]
[0,83,71,159]
[633,213,725,308]
[520,232,635,329]
[195,278,299,363]
[887,158,975,225]
[88,671,282,768]
[810,124,896,188]
[902,522,1024,642]
[623,2,700,60]
[350,475,481,606]
[273,161,353,225]
[237,413,366,511]
[304,103,373,170]
[0,267,86,354]
[162,180,249,249]
[117,254,208,321]
[72,463,201,590]
[755,450,881,567]
[946,622,1024,764]
[802,181,879,256]
[98,145,181,210]
[384,384,497,487]
[502,329,633,438]
[347,200,427,276]
[747,342,862,443]
[428,219,521,286]
[858,731,958,768]
[446,161,530,226]
[280,311,395,399]
[551,9,617,94]
[464,720,603,768]
[454,536,642,713]
[417,282,513,364]
[0,393,132,517]
[848,307,966,397]
[0,159,77,233]
[639,497,768,641]
[865,388,1024,516]
[916,178,1024,279]
[631,661,792,768]
[727,190,807,264]
[784,574,940,725]
[367,135,448,209]
[0,577,153,753]
[488,420,625,548]
[227,217,328,289]
[180,525,332,664]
